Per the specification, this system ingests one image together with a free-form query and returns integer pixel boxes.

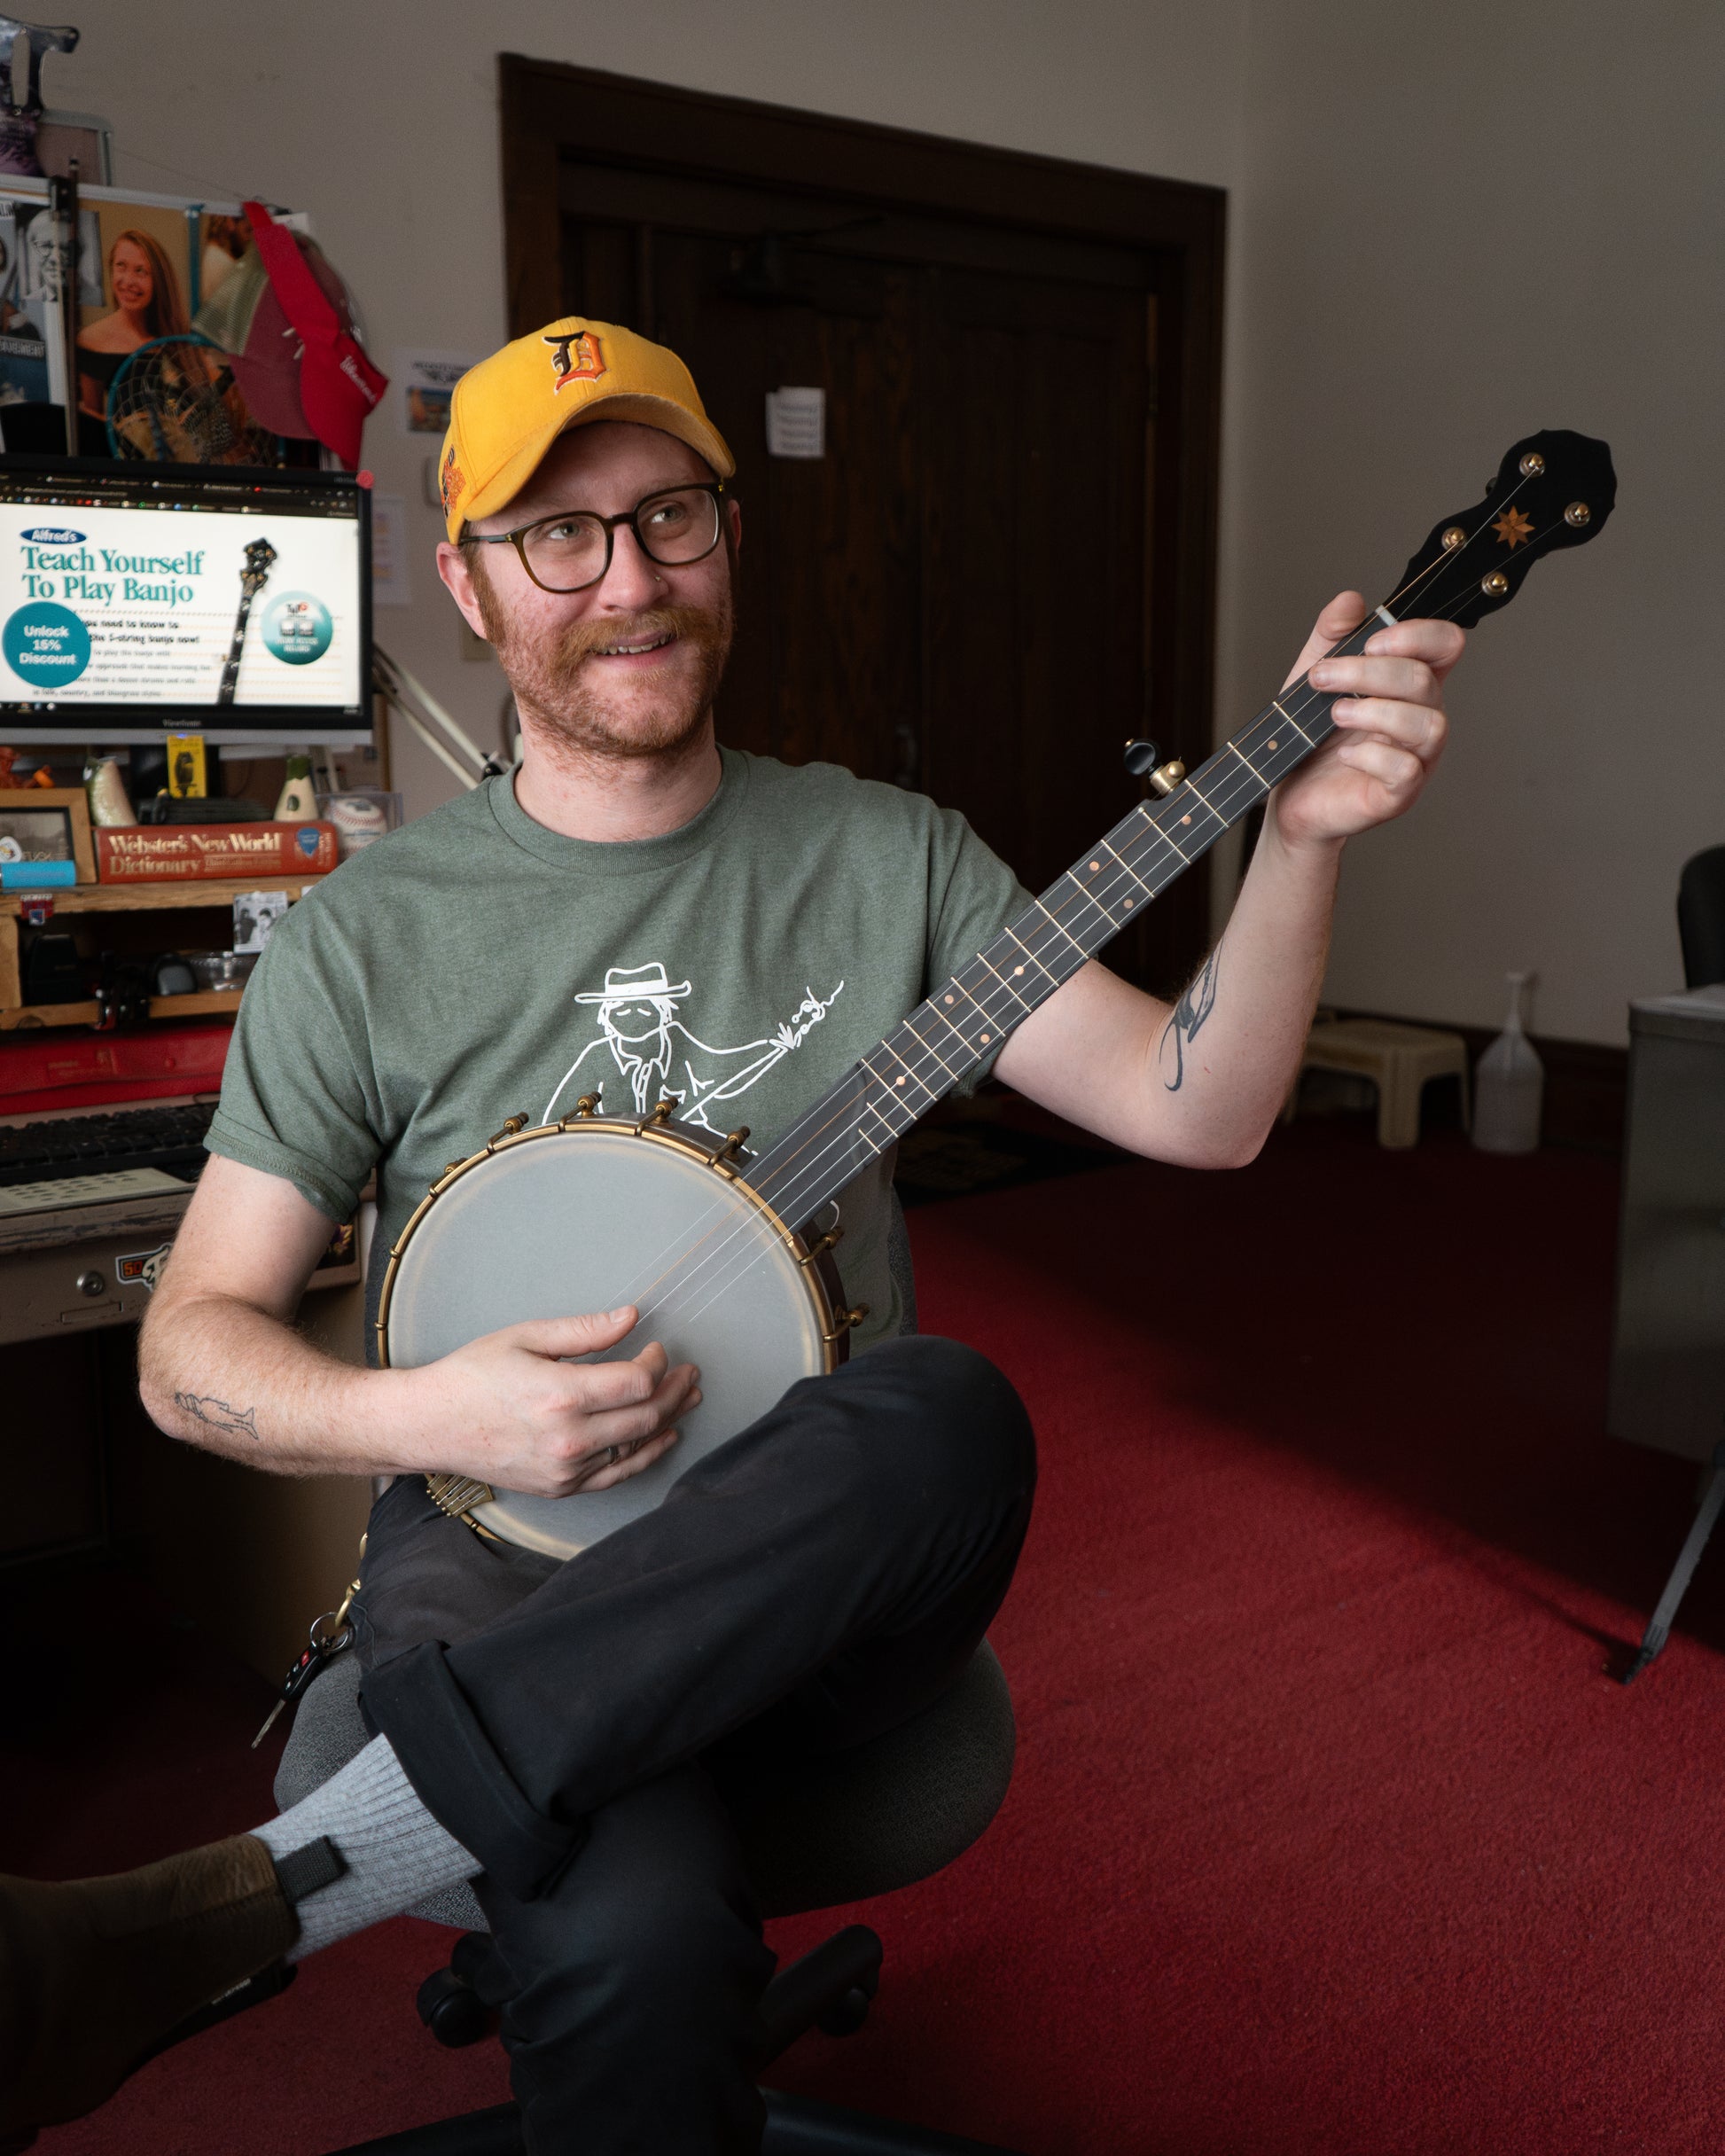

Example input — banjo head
[379,1121,835,1558]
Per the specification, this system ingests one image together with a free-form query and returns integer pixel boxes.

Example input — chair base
[343,1921,1026,2152]
[324,2089,1026,2154]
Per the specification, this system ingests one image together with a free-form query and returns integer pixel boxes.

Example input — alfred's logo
[21,526,84,544]
[542,330,606,392]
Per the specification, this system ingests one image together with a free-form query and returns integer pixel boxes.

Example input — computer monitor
[0,458,371,745]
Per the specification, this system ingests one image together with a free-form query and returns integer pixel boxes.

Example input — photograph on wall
[396,348,475,434]
[0,202,50,404]
[74,199,196,424]
[0,191,99,410]
[196,210,252,314]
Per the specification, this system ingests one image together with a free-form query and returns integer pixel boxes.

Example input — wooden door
[511,62,1222,990]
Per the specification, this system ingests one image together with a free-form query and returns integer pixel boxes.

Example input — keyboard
[0,1102,215,1186]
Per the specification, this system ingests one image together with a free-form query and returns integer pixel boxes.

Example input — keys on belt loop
[250,1542,366,1750]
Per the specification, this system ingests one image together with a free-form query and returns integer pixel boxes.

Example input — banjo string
[627,549,1506,1342]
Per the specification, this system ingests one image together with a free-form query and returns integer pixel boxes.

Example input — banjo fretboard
[736,621,1370,1240]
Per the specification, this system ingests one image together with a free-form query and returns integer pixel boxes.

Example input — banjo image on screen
[380,431,1617,1561]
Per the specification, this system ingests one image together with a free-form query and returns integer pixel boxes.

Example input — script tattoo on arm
[173,1392,261,1441]
[1158,945,1222,1093]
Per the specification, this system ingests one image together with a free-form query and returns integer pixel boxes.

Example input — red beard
[478,587,734,762]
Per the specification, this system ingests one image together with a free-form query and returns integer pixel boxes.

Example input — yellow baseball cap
[438,316,735,541]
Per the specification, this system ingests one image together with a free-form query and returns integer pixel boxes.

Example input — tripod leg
[1623,1446,1725,1683]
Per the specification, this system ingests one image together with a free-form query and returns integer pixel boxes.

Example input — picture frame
[0,785,96,882]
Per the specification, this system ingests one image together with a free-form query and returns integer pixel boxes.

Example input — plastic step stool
[1284,1018,1471,1149]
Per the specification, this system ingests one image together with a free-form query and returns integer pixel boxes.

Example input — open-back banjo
[379,431,1616,1559]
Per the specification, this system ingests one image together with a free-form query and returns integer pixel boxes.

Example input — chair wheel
[817,1983,873,2038]
[416,1965,491,2049]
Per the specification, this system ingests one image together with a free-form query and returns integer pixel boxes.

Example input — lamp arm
[373,646,507,785]
[392,697,484,791]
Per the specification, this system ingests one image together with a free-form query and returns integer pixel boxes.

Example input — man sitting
[0,316,1461,2152]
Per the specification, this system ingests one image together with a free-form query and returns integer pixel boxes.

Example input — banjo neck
[218,538,278,706]
[739,426,1616,1244]
[738,632,1363,1236]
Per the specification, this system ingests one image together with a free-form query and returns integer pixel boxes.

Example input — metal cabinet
[1609,985,1725,1463]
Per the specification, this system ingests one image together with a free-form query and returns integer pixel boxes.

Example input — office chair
[279,1640,1020,2155]
[1677,844,1725,988]
[274,1199,1028,2156]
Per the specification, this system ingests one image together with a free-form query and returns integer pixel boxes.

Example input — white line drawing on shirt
[542,961,845,1130]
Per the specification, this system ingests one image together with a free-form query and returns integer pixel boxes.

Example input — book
[95,822,339,882]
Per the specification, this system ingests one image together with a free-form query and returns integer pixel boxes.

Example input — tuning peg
[1123,738,1159,776]
[1148,760,1186,797]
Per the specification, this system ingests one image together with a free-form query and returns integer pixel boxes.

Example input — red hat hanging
[230,200,387,468]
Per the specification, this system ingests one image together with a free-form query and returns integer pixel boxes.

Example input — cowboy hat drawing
[574,962,693,1006]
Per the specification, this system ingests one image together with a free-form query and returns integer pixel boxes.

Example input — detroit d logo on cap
[543,330,606,392]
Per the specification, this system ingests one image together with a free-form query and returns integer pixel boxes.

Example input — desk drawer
[0,1207,361,1346]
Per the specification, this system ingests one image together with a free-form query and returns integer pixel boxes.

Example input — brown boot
[0,1833,295,2138]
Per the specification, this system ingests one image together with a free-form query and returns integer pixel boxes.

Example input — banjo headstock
[1391,430,1616,629]
[238,537,278,597]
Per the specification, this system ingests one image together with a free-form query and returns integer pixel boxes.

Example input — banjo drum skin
[378,1100,858,1559]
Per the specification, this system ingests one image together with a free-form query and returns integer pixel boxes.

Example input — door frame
[499,53,1225,961]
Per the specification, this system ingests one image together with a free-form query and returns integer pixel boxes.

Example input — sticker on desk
[116,1239,173,1290]
[0,1167,193,1218]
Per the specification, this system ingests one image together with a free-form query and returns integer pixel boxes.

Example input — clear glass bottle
[1472,971,1543,1153]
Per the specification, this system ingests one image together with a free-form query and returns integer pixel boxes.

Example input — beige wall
[73,1,1715,1044]
[1219,2,1725,1043]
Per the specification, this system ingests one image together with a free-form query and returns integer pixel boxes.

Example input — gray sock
[252,1732,478,1962]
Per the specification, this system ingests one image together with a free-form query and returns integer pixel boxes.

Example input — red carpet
[12,1118,1725,2155]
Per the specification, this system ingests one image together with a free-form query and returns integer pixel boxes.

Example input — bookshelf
[0,873,322,1027]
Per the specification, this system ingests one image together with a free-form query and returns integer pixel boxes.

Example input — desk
[1,1169,373,1681]
[1608,985,1725,1463]
[1,1176,201,1342]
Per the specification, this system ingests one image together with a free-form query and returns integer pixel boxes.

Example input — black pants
[352,1336,1035,2156]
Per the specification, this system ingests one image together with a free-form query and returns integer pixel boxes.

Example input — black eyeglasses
[464,481,727,595]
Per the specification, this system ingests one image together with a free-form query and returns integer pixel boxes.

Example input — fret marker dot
[1267,738,1278,751]
[1089,860,1099,871]
[1124,897,1133,908]
[944,994,954,1004]
[1013,965,1024,975]
[1182,814,1192,825]
[980,1032,991,1043]
[895,1075,906,1086]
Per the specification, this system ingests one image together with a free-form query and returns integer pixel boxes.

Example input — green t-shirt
[207,747,1028,1356]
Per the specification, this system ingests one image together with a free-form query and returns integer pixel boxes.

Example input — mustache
[549,605,722,671]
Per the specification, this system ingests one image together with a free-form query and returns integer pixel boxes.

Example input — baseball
[324,793,390,857]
